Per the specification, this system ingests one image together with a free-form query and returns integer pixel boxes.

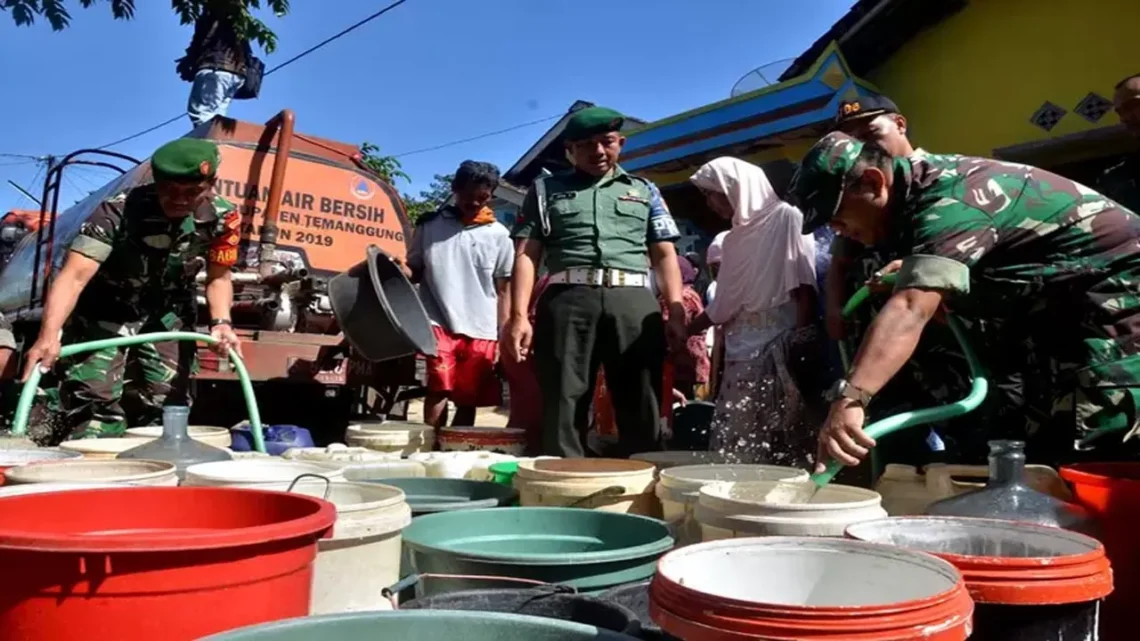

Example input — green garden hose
[11,331,266,453]
[811,275,989,488]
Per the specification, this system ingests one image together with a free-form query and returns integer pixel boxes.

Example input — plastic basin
[0,487,335,641]
[373,477,518,515]
[200,610,640,640]
[401,507,674,597]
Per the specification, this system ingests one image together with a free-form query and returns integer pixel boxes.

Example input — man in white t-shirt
[404,162,514,428]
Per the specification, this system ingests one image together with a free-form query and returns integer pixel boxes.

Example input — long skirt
[710,327,818,469]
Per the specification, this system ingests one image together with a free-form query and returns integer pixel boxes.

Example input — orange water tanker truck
[0,110,432,439]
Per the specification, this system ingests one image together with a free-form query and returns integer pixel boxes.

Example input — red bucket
[1060,463,1140,641]
[649,537,974,640]
[0,486,335,641]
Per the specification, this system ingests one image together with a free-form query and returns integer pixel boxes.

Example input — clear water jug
[925,440,1096,535]
[117,406,231,481]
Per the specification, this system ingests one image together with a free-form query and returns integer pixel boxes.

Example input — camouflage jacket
[69,185,240,328]
[1095,153,1140,214]
[888,152,1140,393]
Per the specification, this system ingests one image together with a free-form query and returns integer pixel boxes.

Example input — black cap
[833,95,901,129]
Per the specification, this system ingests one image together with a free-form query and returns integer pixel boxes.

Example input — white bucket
[58,438,151,460]
[345,421,435,456]
[1,459,179,486]
[656,464,808,546]
[272,479,411,614]
[182,459,347,487]
[343,459,427,481]
[125,425,233,449]
[695,480,887,539]
[656,536,963,607]
[631,451,729,471]
[514,458,660,516]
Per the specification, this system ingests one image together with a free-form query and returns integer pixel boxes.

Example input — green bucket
[489,461,519,486]
[201,610,640,640]
[402,507,674,597]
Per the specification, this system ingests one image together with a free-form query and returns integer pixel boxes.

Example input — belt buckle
[616,271,627,287]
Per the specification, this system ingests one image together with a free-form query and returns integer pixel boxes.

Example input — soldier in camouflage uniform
[22,138,242,440]
[824,96,990,464]
[1095,73,1140,213]
[789,131,1140,470]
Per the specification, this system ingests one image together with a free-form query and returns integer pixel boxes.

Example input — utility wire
[94,0,414,150]
[393,113,563,158]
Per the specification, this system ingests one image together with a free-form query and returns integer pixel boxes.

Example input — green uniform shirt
[512,166,681,273]
[884,151,1140,399]
[69,184,240,327]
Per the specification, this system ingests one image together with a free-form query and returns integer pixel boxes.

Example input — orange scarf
[463,205,497,226]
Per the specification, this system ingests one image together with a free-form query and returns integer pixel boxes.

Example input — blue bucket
[230,424,314,455]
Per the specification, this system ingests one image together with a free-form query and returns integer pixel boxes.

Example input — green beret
[564,106,625,141]
[788,132,865,233]
[151,138,220,183]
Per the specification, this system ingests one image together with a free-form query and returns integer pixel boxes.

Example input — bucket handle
[286,473,331,499]
[567,484,625,508]
[383,573,576,608]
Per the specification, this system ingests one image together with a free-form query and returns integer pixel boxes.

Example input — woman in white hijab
[687,157,821,467]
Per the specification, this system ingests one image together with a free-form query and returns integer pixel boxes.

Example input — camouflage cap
[151,138,220,183]
[788,132,865,234]
[563,106,625,142]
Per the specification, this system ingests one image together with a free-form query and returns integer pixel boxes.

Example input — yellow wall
[867,0,1137,157]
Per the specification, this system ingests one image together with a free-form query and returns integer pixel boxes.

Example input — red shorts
[425,325,501,407]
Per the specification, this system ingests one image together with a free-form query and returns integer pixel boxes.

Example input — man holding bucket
[505,106,686,458]
[21,138,242,440]
[788,131,1140,469]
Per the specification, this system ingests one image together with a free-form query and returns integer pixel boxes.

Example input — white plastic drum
[655,464,807,546]
[182,459,347,487]
[631,451,729,471]
[345,421,435,457]
[282,479,412,614]
[695,480,886,539]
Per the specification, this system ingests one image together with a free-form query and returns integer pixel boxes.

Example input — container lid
[3,459,177,484]
[846,516,1113,604]
[184,459,347,483]
[0,448,82,466]
[658,464,808,494]
[516,458,655,481]
[402,507,673,565]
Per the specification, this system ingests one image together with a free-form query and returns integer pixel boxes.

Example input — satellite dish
[730,58,796,98]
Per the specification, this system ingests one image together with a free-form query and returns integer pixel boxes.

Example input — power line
[93,0,414,151]
[393,113,562,158]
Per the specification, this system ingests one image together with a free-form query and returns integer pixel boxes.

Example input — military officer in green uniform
[505,106,686,458]
[1096,73,1140,212]
[789,132,1140,470]
[22,138,242,440]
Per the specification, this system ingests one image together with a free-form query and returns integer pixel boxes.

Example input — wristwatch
[827,379,873,407]
[208,318,232,329]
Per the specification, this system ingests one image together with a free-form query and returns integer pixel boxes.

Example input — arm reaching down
[22,251,101,380]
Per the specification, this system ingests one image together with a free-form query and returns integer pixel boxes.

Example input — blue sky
[0,0,854,210]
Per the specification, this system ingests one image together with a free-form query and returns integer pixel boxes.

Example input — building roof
[780,0,968,81]
[502,100,647,188]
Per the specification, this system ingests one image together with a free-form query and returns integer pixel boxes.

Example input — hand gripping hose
[810,275,989,488]
[11,331,266,453]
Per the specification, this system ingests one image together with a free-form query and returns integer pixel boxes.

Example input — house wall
[865,0,1137,158]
